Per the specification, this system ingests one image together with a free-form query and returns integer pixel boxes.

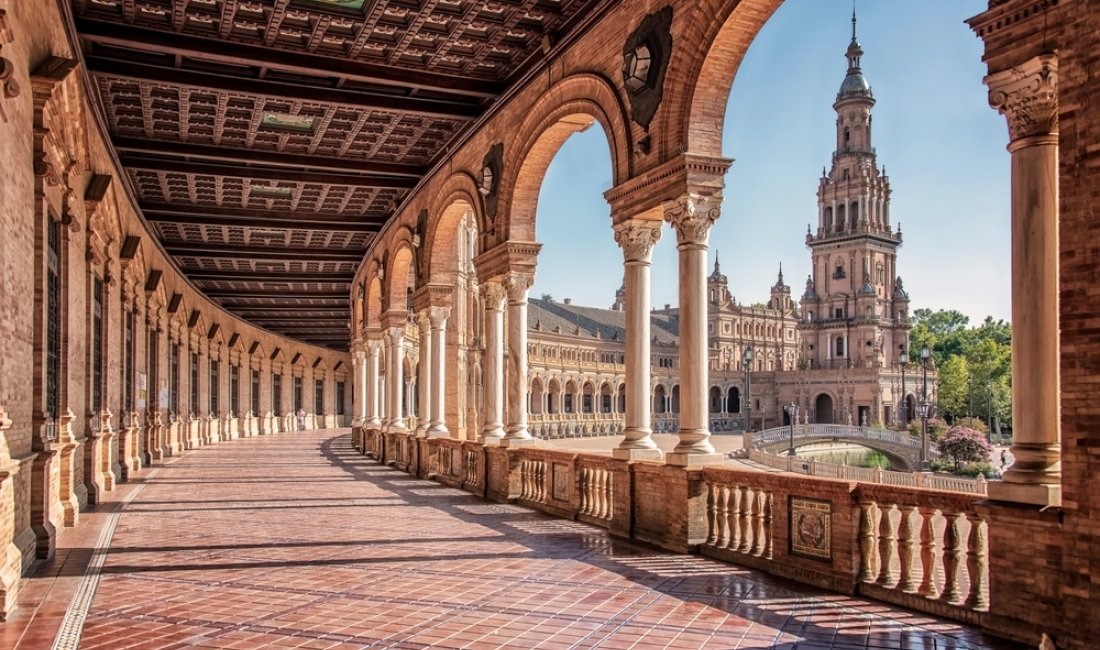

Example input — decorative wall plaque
[479,142,503,230]
[789,496,832,561]
[622,7,672,129]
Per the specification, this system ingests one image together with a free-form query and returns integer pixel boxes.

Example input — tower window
[844,127,851,144]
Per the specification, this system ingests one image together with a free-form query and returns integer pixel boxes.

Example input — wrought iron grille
[92,277,104,412]
[46,218,61,420]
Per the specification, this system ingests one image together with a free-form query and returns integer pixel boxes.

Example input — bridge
[745,424,937,471]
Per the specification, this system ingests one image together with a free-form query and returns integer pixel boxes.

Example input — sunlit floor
[3,430,1019,649]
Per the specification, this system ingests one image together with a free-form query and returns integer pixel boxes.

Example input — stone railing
[700,466,989,625]
[747,423,937,468]
[528,412,624,438]
[746,449,988,496]
[855,484,988,625]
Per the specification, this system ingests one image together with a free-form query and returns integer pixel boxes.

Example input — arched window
[727,387,741,413]
[709,386,722,413]
[850,202,859,229]
[671,385,681,414]
[582,382,595,413]
[835,335,846,357]
[836,204,846,231]
[654,385,667,413]
[824,206,833,231]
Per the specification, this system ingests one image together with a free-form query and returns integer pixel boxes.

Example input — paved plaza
[2,430,1020,650]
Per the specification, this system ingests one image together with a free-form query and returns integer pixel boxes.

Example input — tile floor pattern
[4,430,1022,650]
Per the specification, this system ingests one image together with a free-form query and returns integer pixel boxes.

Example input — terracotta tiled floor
[4,430,1021,649]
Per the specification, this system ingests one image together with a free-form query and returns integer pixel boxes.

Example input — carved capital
[385,325,406,346]
[416,310,432,333]
[504,272,533,304]
[429,306,451,328]
[366,338,384,355]
[664,193,721,245]
[986,53,1058,142]
[481,281,507,310]
[613,219,663,263]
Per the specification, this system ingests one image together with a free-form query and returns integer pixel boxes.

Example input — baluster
[706,484,719,545]
[877,503,897,587]
[897,505,918,592]
[859,501,878,583]
[539,462,546,502]
[751,490,767,556]
[728,486,743,551]
[763,493,774,559]
[597,470,607,518]
[917,507,940,598]
[964,512,989,610]
[942,511,965,604]
[581,469,591,516]
[718,486,731,548]
[739,487,754,554]
[605,470,614,519]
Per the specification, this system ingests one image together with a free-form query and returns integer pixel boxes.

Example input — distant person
[296,408,306,431]
[1000,449,1009,467]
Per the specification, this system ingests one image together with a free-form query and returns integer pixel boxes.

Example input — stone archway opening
[815,393,834,424]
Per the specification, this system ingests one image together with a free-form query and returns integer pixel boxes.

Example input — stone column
[664,195,723,466]
[366,338,382,428]
[353,347,367,427]
[416,312,431,436]
[985,54,1061,506]
[480,281,506,443]
[503,273,534,446]
[612,219,663,460]
[385,325,407,432]
[428,306,451,437]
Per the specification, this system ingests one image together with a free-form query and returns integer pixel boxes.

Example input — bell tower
[800,10,910,370]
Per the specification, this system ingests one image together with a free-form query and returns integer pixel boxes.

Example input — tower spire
[851,3,857,44]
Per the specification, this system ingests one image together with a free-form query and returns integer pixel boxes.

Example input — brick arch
[657,0,783,159]
[384,235,416,315]
[424,172,481,283]
[363,273,383,329]
[498,73,631,244]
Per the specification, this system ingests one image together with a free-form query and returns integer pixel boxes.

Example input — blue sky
[531,0,1010,324]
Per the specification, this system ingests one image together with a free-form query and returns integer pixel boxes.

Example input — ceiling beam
[188,270,352,283]
[121,154,417,189]
[146,210,383,233]
[205,289,348,299]
[164,243,364,261]
[232,306,349,313]
[87,56,483,120]
[76,18,503,100]
[114,136,425,178]
[140,202,383,224]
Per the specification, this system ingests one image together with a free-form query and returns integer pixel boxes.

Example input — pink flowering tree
[937,426,992,470]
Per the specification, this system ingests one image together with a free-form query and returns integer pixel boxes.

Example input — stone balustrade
[362,428,992,629]
[746,449,988,495]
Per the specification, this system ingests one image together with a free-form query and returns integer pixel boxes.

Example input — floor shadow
[316,434,1021,650]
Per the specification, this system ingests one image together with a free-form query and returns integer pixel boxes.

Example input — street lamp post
[786,401,798,456]
[743,347,753,433]
[899,344,908,427]
[919,344,932,472]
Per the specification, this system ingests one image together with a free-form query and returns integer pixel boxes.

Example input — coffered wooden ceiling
[71,0,608,350]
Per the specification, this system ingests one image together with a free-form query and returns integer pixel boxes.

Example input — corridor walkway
[4,430,1018,650]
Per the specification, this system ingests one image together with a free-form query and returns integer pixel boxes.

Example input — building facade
[518,18,924,437]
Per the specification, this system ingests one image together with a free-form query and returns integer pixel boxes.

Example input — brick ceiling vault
[71,0,606,351]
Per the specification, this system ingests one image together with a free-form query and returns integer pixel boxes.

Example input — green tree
[935,355,970,420]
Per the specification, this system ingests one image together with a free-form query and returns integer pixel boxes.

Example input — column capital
[429,306,451,327]
[416,309,432,332]
[504,272,533,304]
[664,193,721,246]
[481,280,507,309]
[366,337,384,354]
[384,325,406,343]
[986,53,1058,143]
[613,219,663,263]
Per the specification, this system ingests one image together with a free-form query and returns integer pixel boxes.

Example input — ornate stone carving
[986,53,1058,142]
[0,8,19,124]
[664,193,721,245]
[429,306,451,327]
[481,281,507,309]
[614,219,663,262]
[416,310,431,332]
[366,338,384,355]
[504,272,533,304]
